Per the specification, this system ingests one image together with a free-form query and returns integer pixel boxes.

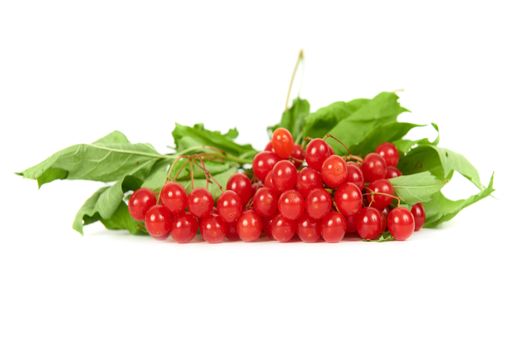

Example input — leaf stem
[284,49,304,111]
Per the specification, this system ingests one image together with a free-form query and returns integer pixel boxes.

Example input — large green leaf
[268,98,311,141]
[389,171,445,205]
[351,122,420,155]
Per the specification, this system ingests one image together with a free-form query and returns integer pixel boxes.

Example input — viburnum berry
[264,141,275,152]
[272,160,297,192]
[296,167,323,198]
[361,153,387,182]
[386,166,402,179]
[297,216,321,243]
[270,215,296,242]
[236,209,263,242]
[264,170,277,192]
[217,190,242,223]
[356,207,382,240]
[253,187,278,218]
[278,189,305,220]
[200,214,227,243]
[334,182,362,216]
[128,188,156,221]
[290,144,305,167]
[306,188,332,220]
[170,212,198,243]
[346,163,365,190]
[272,127,294,159]
[321,155,348,188]
[367,179,394,210]
[376,142,400,167]
[305,138,333,171]
[321,211,347,243]
[226,173,253,206]
[160,182,187,214]
[252,151,279,181]
[380,208,389,233]
[225,222,240,241]
[387,207,415,241]
[411,203,426,231]
[188,188,214,218]
[346,214,358,234]
[144,205,173,239]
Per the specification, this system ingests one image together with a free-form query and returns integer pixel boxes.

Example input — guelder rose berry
[128,188,156,221]
[272,127,294,159]
[144,205,173,239]
[387,207,415,241]
[321,155,348,188]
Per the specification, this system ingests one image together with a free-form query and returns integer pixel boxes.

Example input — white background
[1,1,522,349]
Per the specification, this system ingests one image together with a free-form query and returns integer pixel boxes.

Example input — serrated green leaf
[351,122,421,155]
[389,171,445,205]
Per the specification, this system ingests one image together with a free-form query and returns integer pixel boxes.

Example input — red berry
[272,160,297,192]
[321,155,348,188]
[253,187,278,218]
[270,215,296,242]
[128,188,156,221]
[278,189,305,220]
[160,182,187,214]
[306,188,332,220]
[368,179,394,210]
[361,153,387,182]
[252,151,279,181]
[334,182,362,216]
[386,166,402,179]
[346,214,358,234]
[225,222,240,241]
[226,173,253,206]
[170,212,198,243]
[380,208,389,233]
[305,138,333,171]
[272,128,294,159]
[290,144,305,167]
[236,210,263,242]
[376,142,400,167]
[200,214,227,243]
[297,216,321,243]
[356,207,382,240]
[264,170,277,191]
[296,167,323,198]
[346,163,365,190]
[144,205,173,239]
[411,203,426,231]
[264,141,275,152]
[388,207,415,241]
[321,211,347,243]
[188,188,214,218]
[217,190,242,223]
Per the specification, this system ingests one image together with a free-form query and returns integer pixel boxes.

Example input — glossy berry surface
[160,182,187,214]
[305,138,333,171]
[321,155,348,188]
[225,222,239,241]
[253,187,278,218]
[356,207,382,240]
[188,188,214,218]
[128,188,157,221]
[334,182,362,216]
[270,215,296,242]
[200,214,227,243]
[272,127,294,159]
[321,211,347,243]
[170,213,198,243]
[346,163,365,190]
[144,205,173,239]
[272,160,297,192]
[411,203,426,231]
[278,189,304,220]
[387,207,415,241]
[306,188,332,220]
[226,173,253,206]
[264,170,277,191]
[296,167,323,198]
[368,179,394,210]
[217,190,242,223]
[361,153,387,183]
[386,166,402,179]
[252,151,279,181]
[236,210,263,242]
[376,142,400,167]
[297,216,321,243]
[290,144,305,167]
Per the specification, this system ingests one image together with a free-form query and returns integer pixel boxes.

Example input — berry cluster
[128,128,426,243]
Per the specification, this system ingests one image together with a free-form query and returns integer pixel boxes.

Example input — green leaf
[100,201,145,235]
[172,123,256,159]
[389,171,445,205]
[424,174,495,227]
[268,98,311,141]
[393,123,440,154]
[18,131,165,186]
[351,122,421,155]
[302,98,369,139]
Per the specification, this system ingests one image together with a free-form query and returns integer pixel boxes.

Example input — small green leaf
[268,98,310,141]
[351,122,421,155]
[389,171,445,205]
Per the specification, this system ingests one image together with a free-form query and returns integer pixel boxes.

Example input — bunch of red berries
[128,128,425,243]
